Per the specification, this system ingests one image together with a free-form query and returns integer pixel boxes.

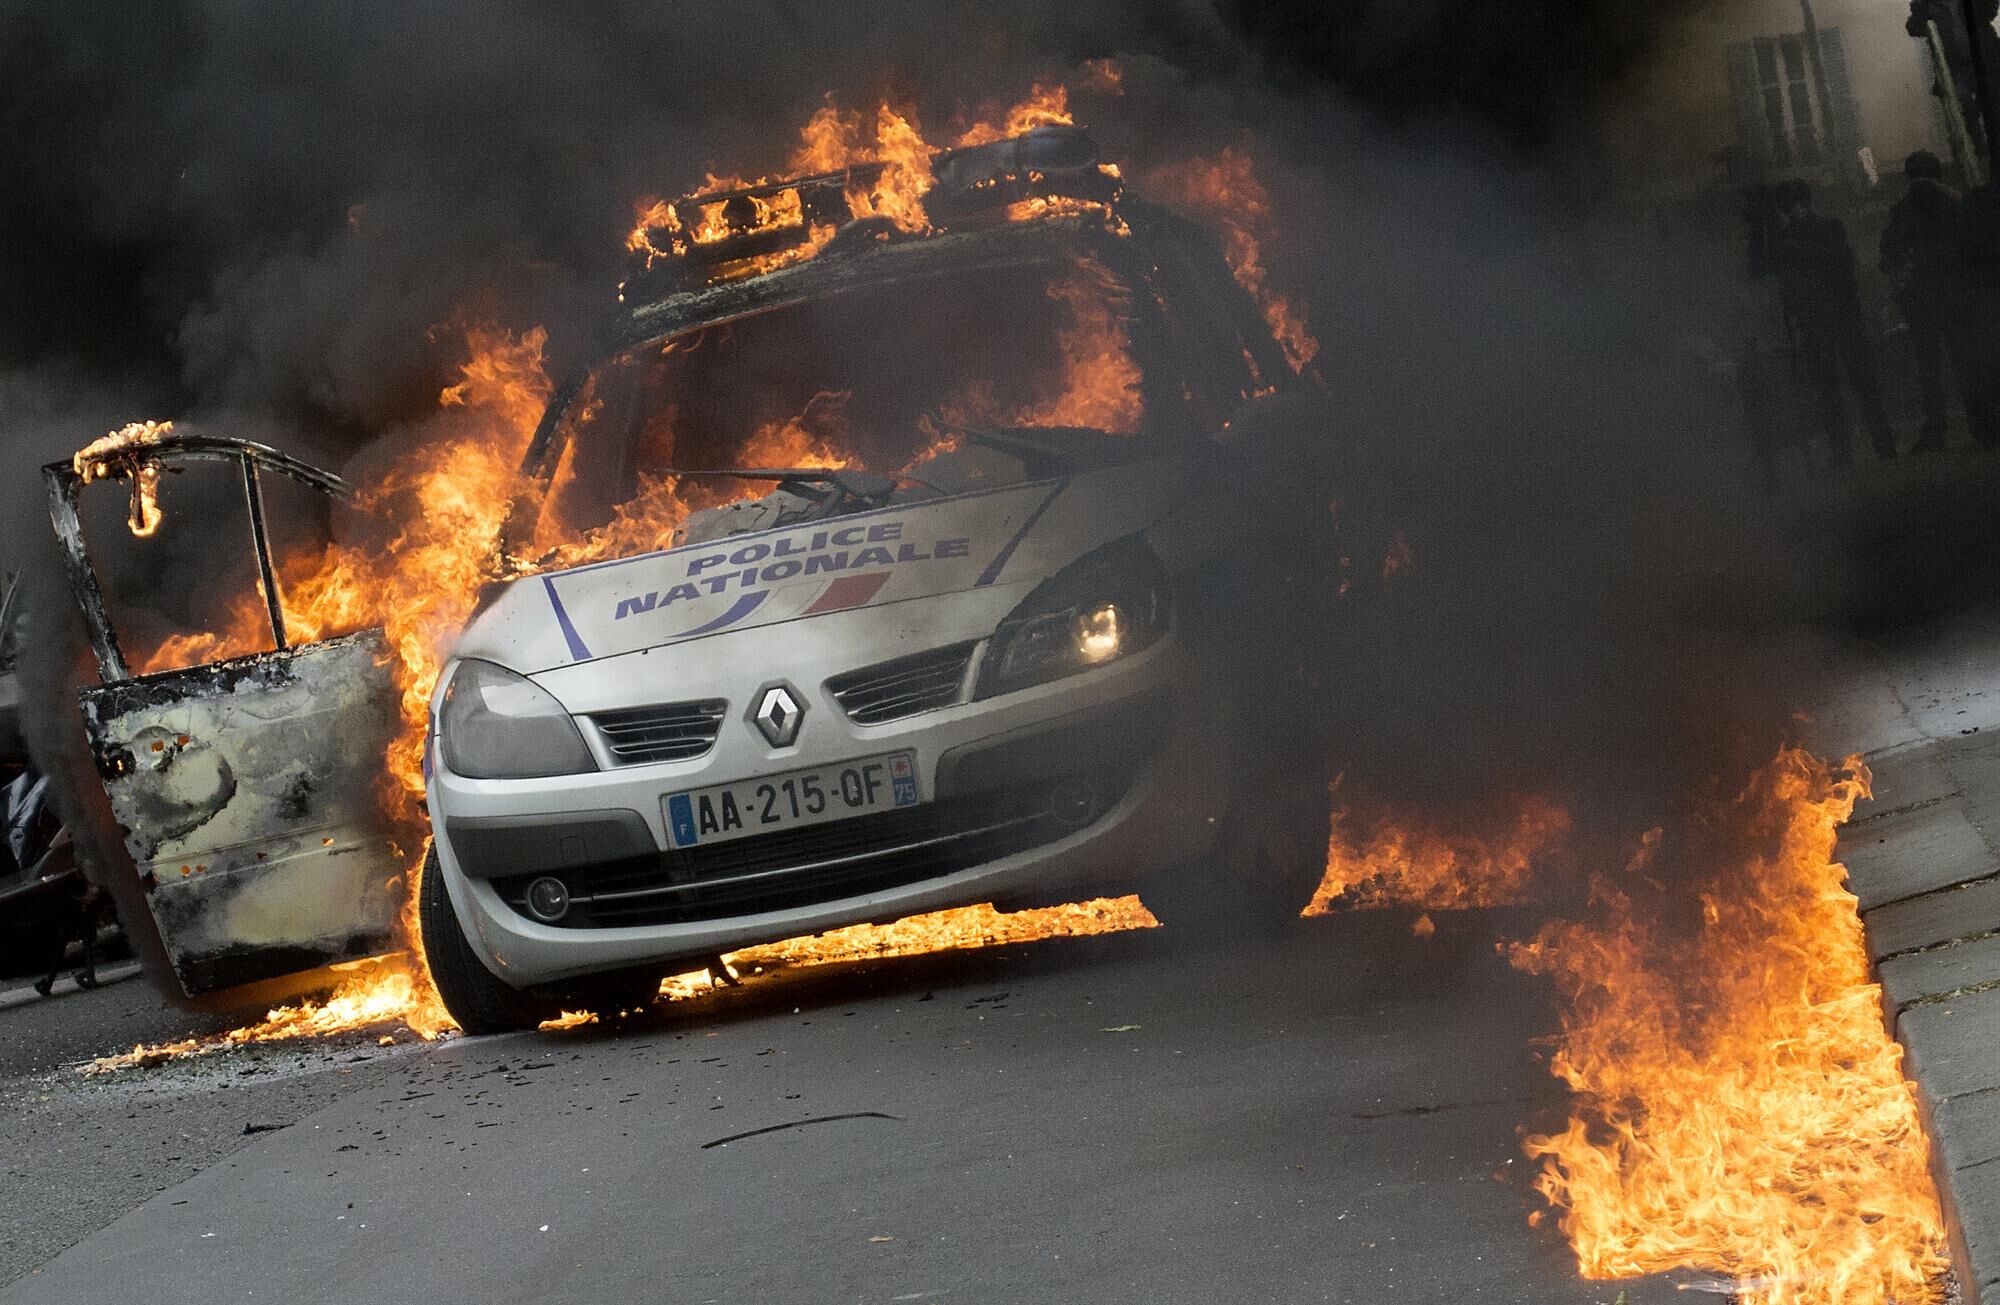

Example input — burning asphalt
[5,3,2000,1302]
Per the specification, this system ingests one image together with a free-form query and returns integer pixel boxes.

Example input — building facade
[1607,0,1952,203]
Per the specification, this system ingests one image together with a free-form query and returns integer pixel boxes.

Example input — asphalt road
[0,907,1682,1304]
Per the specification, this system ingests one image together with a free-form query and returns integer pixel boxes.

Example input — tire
[1139,750,1331,941]
[418,850,664,1032]
[418,849,563,1034]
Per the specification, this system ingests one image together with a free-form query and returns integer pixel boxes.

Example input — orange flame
[626,197,682,265]
[91,898,1159,1070]
[647,896,1157,1005]
[73,420,173,538]
[124,326,560,1040]
[930,269,1142,437]
[1508,749,1946,1303]
[1144,149,1318,373]
[85,961,445,1072]
[1026,275,1141,432]
[788,99,937,233]
[631,82,1118,285]
[1079,59,1124,95]
[956,83,1074,148]
[1306,796,1571,914]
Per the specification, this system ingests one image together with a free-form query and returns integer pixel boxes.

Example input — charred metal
[42,437,408,997]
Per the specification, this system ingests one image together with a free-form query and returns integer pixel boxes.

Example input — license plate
[664,750,921,849]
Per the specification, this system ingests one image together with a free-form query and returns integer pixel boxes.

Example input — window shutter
[1817,26,1863,147]
[1727,40,1772,164]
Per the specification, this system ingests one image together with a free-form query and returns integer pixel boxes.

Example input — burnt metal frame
[42,435,350,683]
[498,211,1250,569]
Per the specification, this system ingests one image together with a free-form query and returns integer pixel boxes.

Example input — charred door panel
[45,434,411,998]
[79,632,404,994]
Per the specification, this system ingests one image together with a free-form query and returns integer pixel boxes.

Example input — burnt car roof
[609,214,1135,354]
[514,208,1210,492]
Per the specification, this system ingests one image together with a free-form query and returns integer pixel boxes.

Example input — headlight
[438,659,597,780]
[976,538,1169,698]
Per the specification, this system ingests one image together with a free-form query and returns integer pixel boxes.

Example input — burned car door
[44,435,405,996]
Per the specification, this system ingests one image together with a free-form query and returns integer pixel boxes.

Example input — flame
[1079,59,1124,95]
[956,83,1074,148]
[85,962,445,1073]
[626,178,831,281]
[1508,749,1946,1304]
[1027,275,1141,432]
[1306,796,1571,913]
[142,606,263,673]
[787,99,936,233]
[626,197,682,265]
[629,96,949,280]
[91,897,1157,1070]
[1380,529,1414,583]
[528,388,855,574]
[632,81,1119,288]
[94,302,1137,1063]
[1143,149,1319,373]
[73,420,173,537]
[931,270,1141,436]
[110,326,561,1042]
[1003,195,1120,226]
[661,896,1156,1001]
[735,390,851,470]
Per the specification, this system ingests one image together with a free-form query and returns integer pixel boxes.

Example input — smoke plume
[0,0,1964,865]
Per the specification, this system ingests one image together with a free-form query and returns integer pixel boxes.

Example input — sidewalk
[1823,615,2000,1305]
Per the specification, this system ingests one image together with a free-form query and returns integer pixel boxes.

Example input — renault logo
[751,684,805,748]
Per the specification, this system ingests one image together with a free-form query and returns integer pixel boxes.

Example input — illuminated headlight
[976,538,1168,697]
[1076,603,1124,663]
[438,659,597,780]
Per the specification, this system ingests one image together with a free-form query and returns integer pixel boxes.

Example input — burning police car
[417,128,1366,1030]
[38,126,1366,1030]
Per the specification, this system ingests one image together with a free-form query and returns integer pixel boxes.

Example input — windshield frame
[498,219,1186,567]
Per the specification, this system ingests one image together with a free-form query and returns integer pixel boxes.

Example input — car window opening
[525,258,1151,567]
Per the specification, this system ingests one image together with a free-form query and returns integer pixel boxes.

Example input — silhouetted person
[1881,151,1993,450]
[1750,179,1896,466]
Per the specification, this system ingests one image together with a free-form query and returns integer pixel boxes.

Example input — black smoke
[1,0,1979,880]
[0,1,1704,416]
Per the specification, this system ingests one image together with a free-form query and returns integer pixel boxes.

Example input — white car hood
[454,457,1188,675]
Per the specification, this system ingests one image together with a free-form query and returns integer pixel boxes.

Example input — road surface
[11,605,1995,1304]
[0,904,1681,1303]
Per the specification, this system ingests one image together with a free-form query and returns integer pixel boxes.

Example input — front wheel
[418,850,664,1033]
[419,850,564,1034]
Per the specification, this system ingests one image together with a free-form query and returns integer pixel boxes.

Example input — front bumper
[426,638,1227,988]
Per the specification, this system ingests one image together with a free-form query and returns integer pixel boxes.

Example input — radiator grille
[827,643,975,725]
[589,700,727,765]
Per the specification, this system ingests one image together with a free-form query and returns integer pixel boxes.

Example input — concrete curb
[1842,733,2000,1305]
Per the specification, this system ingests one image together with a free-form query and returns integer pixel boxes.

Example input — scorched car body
[42,127,1367,1023]
[419,135,1366,1030]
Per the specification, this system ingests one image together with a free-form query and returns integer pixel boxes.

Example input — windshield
[521,256,1153,561]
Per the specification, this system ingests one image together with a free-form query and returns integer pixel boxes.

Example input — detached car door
[44,434,405,996]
